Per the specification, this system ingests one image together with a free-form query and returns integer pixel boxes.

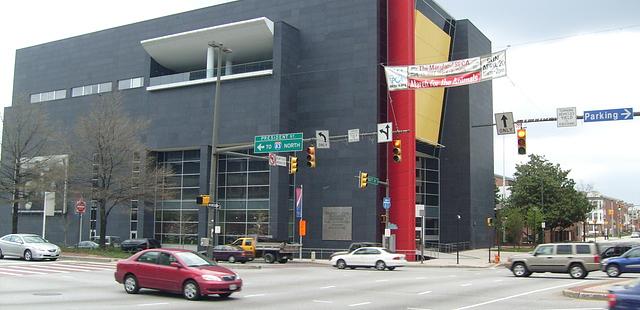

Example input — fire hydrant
[494,253,500,264]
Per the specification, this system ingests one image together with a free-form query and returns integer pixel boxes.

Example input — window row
[30,76,144,104]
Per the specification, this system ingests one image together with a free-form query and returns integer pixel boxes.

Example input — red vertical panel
[387,0,416,260]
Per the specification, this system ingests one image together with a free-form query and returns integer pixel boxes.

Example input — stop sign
[75,200,86,214]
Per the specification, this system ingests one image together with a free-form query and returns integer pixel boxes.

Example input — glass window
[226,174,247,186]
[182,211,198,222]
[248,186,269,199]
[226,187,246,199]
[576,244,591,254]
[137,251,159,264]
[54,90,66,99]
[182,175,199,187]
[183,162,200,174]
[118,79,131,90]
[248,172,269,185]
[30,94,41,103]
[556,245,572,255]
[99,82,112,93]
[118,77,144,90]
[535,245,554,256]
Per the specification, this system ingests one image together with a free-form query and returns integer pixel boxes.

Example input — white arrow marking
[257,144,264,151]
[622,108,632,119]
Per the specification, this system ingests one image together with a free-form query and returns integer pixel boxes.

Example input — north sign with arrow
[254,133,303,154]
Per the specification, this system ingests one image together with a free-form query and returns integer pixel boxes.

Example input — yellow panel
[414,10,451,145]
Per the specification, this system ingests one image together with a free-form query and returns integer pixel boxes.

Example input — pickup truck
[229,237,301,264]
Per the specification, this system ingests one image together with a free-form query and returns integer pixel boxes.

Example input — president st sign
[583,108,633,123]
[254,133,303,154]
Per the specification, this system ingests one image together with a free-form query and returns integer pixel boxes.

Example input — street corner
[562,278,632,300]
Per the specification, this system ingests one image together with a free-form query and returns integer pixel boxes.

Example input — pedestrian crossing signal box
[196,195,210,206]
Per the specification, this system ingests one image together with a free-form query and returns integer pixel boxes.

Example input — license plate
[229,284,237,291]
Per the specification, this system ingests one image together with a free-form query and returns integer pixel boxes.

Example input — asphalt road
[0,259,618,310]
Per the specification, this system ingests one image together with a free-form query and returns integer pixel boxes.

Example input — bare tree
[0,102,58,233]
[69,93,173,248]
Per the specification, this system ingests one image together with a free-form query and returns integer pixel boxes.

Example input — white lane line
[137,303,169,307]
[448,275,457,277]
[244,294,266,298]
[50,264,112,271]
[453,282,583,310]
[493,279,503,282]
[417,290,432,295]
[546,308,605,310]
[460,283,472,287]
[312,300,333,304]
[408,308,432,310]
[0,267,48,275]
[415,277,427,280]
[375,279,389,282]
[8,265,69,273]
[320,285,336,289]
[32,265,97,272]
[349,302,372,307]
[0,270,24,276]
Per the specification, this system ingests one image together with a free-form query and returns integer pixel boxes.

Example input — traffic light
[359,171,368,189]
[517,129,526,155]
[392,139,402,162]
[486,217,494,227]
[306,145,316,168]
[196,195,210,206]
[380,214,387,224]
[289,156,298,174]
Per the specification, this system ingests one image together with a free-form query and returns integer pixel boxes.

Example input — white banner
[384,50,507,90]
[44,192,56,216]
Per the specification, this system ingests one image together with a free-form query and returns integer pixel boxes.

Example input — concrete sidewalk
[563,278,634,300]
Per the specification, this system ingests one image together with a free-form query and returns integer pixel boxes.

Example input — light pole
[456,214,461,265]
[206,42,232,258]
[618,206,622,239]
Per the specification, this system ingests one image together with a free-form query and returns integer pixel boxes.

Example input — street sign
[377,122,392,143]
[494,112,515,135]
[254,133,303,154]
[268,153,276,166]
[316,130,330,149]
[348,129,360,143]
[275,155,287,167]
[383,197,391,210]
[367,176,379,185]
[388,223,398,230]
[75,200,86,214]
[557,107,577,127]
[584,108,633,123]
[384,228,391,237]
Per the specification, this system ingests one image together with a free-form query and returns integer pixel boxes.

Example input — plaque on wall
[322,206,352,240]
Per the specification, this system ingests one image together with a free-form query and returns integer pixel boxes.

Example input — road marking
[546,308,605,310]
[453,281,583,310]
[137,303,169,307]
[0,270,24,276]
[0,266,48,275]
[375,279,389,282]
[3,265,68,273]
[50,264,112,271]
[408,308,432,310]
[418,290,432,295]
[349,302,371,307]
[312,300,333,304]
[448,275,457,277]
[244,294,266,298]
[493,279,503,282]
[320,285,336,289]
[460,283,472,287]
[415,277,427,280]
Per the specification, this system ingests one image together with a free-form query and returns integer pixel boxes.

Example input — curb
[562,279,630,300]
[60,255,121,263]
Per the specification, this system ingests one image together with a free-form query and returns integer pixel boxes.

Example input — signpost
[583,108,633,123]
[556,107,577,127]
[76,199,86,243]
[494,112,515,135]
[254,133,303,154]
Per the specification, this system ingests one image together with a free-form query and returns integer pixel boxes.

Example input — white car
[631,232,640,238]
[0,234,61,261]
[329,247,406,271]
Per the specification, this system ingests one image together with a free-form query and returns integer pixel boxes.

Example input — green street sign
[254,133,304,154]
[367,176,379,185]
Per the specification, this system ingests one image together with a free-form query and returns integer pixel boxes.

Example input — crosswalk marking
[0,261,116,277]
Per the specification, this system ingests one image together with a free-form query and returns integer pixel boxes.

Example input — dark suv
[120,238,161,252]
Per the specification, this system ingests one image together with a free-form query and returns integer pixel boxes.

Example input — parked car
[0,234,61,261]
[74,241,99,249]
[505,242,600,279]
[329,247,406,271]
[630,232,640,238]
[211,245,254,263]
[120,238,161,252]
[608,278,640,309]
[91,236,122,247]
[601,247,640,277]
[114,248,242,300]
[329,242,382,259]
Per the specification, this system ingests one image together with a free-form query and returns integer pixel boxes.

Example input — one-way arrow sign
[377,122,392,143]
[494,112,515,135]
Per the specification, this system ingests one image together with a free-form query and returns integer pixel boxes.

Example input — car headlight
[235,273,241,280]
[202,275,222,281]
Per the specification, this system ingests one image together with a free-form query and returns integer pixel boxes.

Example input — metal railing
[149,60,273,87]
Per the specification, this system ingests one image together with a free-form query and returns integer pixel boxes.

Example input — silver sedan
[0,234,61,261]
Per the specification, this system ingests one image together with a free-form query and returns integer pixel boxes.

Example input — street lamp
[456,214,461,265]
[206,41,232,258]
[618,206,622,239]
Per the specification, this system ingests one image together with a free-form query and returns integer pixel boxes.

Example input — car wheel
[24,250,33,261]
[219,293,232,298]
[228,255,236,263]
[387,266,396,271]
[512,262,530,277]
[569,264,587,279]
[606,264,621,277]
[336,259,347,269]
[124,274,140,294]
[263,253,276,264]
[375,260,387,271]
[183,280,201,301]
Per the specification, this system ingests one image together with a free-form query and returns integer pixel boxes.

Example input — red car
[114,248,242,300]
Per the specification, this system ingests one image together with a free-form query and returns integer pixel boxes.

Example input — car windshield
[175,252,216,267]
[23,236,47,243]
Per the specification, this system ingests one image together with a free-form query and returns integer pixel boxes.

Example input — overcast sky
[1,0,638,205]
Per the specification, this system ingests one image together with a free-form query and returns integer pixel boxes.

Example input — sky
[1,0,638,205]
